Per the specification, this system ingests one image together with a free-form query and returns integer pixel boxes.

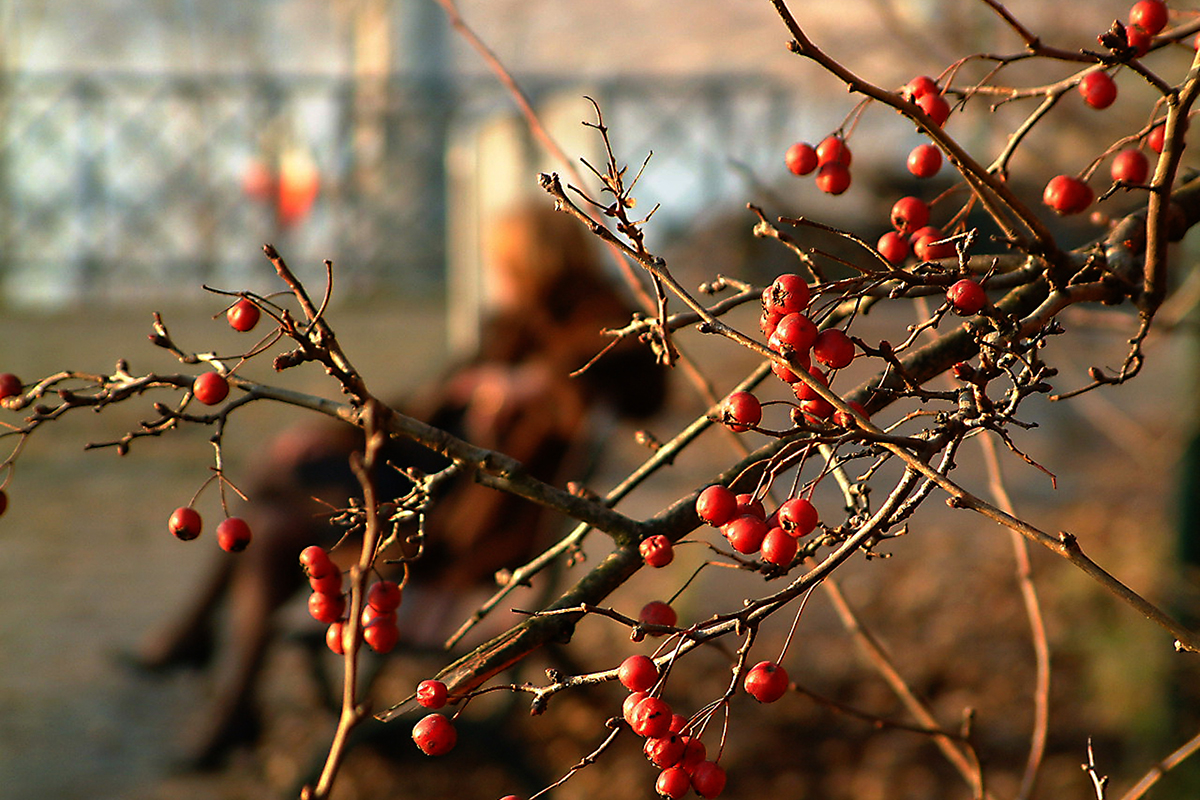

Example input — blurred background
[3,2,1200,799]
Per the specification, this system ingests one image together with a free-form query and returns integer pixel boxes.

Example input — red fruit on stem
[815,135,852,166]
[1129,0,1169,35]
[630,695,673,739]
[308,590,346,624]
[193,371,230,405]
[812,328,855,370]
[723,514,769,555]
[1043,175,1094,215]
[226,297,261,332]
[417,679,449,709]
[639,534,675,568]
[832,401,869,429]
[300,545,335,578]
[623,691,649,726]
[946,278,988,315]
[890,196,930,236]
[0,373,21,400]
[619,654,660,692]
[325,621,347,655]
[734,493,766,519]
[798,396,834,420]
[412,713,457,756]
[815,162,851,195]
[308,570,343,595]
[364,619,400,653]
[744,660,791,703]
[904,75,939,101]
[656,766,692,800]
[644,733,687,768]
[791,366,828,402]
[777,497,819,537]
[1148,124,1166,154]
[784,141,818,176]
[681,736,707,769]
[367,579,403,612]
[917,92,951,126]
[168,506,202,541]
[695,485,738,527]
[773,313,818,352]
[907,143,943,178]
[877,231,909,264]
[911,227,956,261]
[361,603,397,630]
[691,761,728,799]
[639,601,678,632]
[767,273,812,315]
[721,390,761,433]
[1078,71,1118,110]
[760,527,798,566]
[216,516,252,552]
[1111,149,1150,184]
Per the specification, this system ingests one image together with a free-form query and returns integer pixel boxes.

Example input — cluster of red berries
[695,484,819,567]
[412,679,458,756]
[167,506,253,552]
[877,195,957,265]
[784,135,853,195]
[300,545,403,655]
[616,655,726,798]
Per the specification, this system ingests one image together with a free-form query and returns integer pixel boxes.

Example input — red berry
[946,278,988,315]
[309,570,343,595]
[0,490,7,518]
[193,371,230,405]
[226,297,261,332]
[744,660,790,703]
[723,514,769,555]
[760,527,798,566]
[630,695,673,739]
[216,516,252,552]
[911,227,956,261]
[308,590,346,624]
[784,141,818,176]
[168,506,202,541]
[877,231,909,264]
[917,92,951,126]
[907,143,943,178]
[1148,124,1166,154]
[904,75,939,101]
[1111,149,1150,184]
[777,497,819,537]
[325,621,348,655]
[816,135,852,166]
[1042,175,1093,215]
[300,545,336,578]
[791,365,828,402]
[812,328,855,370]
[367,579,403,612]
[644,733,686,768]
[412,713,457,756]
[721,391,761,433]
[691,761,728,799]
[815,162,851,195]
[417,679,449,709]
[656,766,692,799]
[696,485,738,527]
[639,601,677,632]
[0,373,22,400]
[619,654,660,692]
[639,535,675,568]
[798,396,834,420]
[890,196,930,236]
[1130,0,1169,35]
[1125,24,1153,56]
[361,602,397,630]
[773,312,818,354]
[1078,71,1118,110]
[767,274,811,315]
[364,618,400,653]
[681,736,707,769]
[734,493,766,519]
[832,401,869,429]
[623,691,649,726]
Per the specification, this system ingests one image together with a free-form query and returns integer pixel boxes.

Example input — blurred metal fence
[0,71,824,307]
